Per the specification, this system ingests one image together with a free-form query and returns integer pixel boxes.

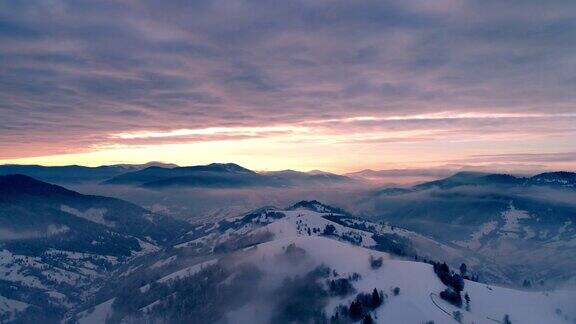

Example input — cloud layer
[0,0,575,170]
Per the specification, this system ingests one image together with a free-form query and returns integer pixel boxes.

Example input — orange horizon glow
[2,112,575,173]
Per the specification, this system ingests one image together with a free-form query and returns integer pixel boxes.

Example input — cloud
[454,152,576,164]
[0,0,575,168]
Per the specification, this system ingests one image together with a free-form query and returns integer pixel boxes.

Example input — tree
[434,262,465,291]
[393,287,400,296]
[503,314,512,324]
[329,278,354,297]
[453,311,463,323]
[323,224,336,235]
[371,288,382,307]
[459,263,467,276]
[369,255,383,269]
[452,274,465,292]
[362,314,374,324]
[349,300,363,321]
[440,288,462,308]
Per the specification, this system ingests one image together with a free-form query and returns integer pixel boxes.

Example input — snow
[551,220,573,240]
[61,202,576,324]
[75,298,115,324]
[0,295,29,321]
[455,221,497,250]
[173,232,218,249]
[150,255,177,269]
[157,259,218,283]
[0,249,48,289]
[251,209,377,248]
[500,203,530,236]
[232,235,576,324]
[119,264,143,278]
[132,238,160,257]
[46,224,70,236]
[45,249,119,265]
[61,205,115,227]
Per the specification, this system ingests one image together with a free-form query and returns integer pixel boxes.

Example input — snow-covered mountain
[67,201,575,324]
[357,171,576,287]
[2,171,575,323]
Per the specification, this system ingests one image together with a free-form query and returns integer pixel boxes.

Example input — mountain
[345,168,454,185]
[356,171,576,287]
[0,163,357,189]
[103,163,355,188]
[264,169,355,186]
[111,161,179,169]
[0,162,179,184]
[527,171,576,188]
[0,174,190,247]
[411,171,576,191]
[371,171,576,196]
[66,201,575,324]
[411,171,523,191]
[0,175,192,319]
[3,170,575,323]
[104,163,276,189]
[0,164,131,184]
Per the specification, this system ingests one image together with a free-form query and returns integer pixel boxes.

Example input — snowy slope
[0,295,29,322]
[230,236,575,324]
[88,201,575,324]
[75,298,115,324]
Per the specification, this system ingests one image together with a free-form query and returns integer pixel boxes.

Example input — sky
[0,0,575,172]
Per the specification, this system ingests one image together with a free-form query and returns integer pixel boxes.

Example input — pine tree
[349,301,363,320]
[459,263,467,276]
[371,288,381,307]
[362,314,374,324]
[453,311,463,323]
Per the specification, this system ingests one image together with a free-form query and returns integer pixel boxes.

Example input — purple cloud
[0,0,575,168]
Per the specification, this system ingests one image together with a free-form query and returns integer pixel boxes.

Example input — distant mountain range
[0,162,356,188]
[3,162,573,190]
[102,163,355,188]
[375,171,576,194]
[345,168,455,185]
[0,162,177,184]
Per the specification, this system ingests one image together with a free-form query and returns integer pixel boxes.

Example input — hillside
[68,201,576,324]
[358,172,576,286]
[0,175,191,320]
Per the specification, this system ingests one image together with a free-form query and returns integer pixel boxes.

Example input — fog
[105,237,338,324]
[0,224,69,241]
[67,183,373,223]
